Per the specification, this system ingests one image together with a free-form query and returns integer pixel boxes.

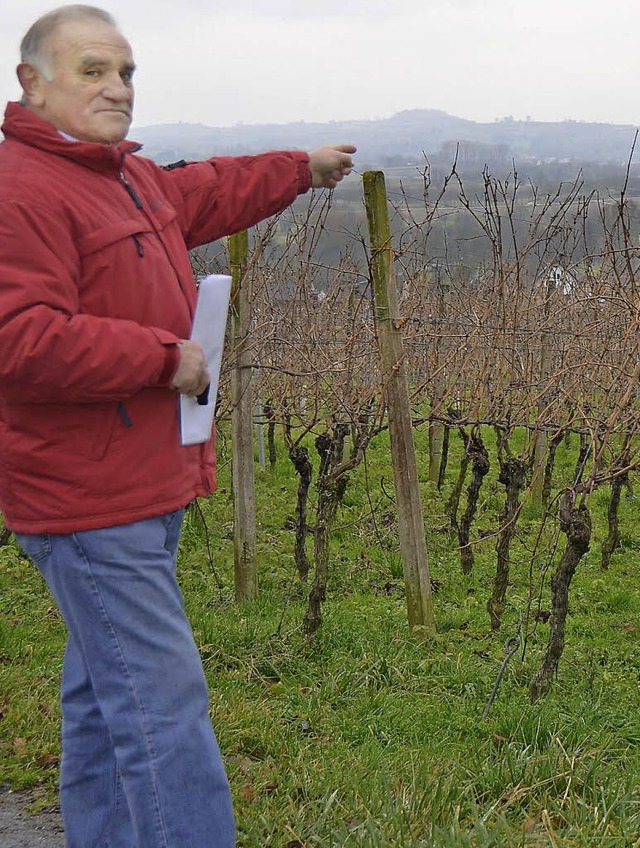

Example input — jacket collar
[1,101,142,171]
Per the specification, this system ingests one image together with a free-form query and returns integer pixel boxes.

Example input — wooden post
[363,171,436,635]
[229,230,257,602]
[531,272,555,506]
[429,269,447,484]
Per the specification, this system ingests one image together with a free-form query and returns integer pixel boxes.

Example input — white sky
[1,0,639,131]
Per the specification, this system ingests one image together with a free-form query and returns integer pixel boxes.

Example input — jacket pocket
[4,401,120,464]
[76,219,154,258]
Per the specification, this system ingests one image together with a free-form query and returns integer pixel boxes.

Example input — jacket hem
[4,486,214,535]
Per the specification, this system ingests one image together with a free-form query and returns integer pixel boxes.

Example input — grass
[1,425,640,846]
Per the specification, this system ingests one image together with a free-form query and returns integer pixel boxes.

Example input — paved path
[0,789,64,847]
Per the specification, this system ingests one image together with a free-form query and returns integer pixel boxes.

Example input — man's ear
[17,63,46,107]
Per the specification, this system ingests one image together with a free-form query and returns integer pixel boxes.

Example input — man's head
[17,5,135,144]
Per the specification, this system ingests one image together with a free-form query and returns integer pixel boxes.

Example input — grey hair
[20,5,118,80]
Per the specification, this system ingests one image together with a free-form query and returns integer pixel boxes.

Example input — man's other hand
[308,144,356,189]
[170,340,210,396]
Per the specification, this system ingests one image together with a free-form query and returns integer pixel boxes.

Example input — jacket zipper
[117,402,133,428]
[119,170,143,209]
[118,156,142,426]
[118,158,145,258]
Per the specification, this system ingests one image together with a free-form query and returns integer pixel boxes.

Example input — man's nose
[102,73,132,101]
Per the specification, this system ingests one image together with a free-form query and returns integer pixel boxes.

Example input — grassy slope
[1,426,639,847]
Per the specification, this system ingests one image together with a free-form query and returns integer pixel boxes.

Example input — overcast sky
[1,0,639,132]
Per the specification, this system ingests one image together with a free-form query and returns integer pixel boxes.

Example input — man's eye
[120,71,133,84]
[84,69,100,78]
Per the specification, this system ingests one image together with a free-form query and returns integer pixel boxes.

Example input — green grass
[2,425,640,846]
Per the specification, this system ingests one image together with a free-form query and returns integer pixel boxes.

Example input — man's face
[28,18,135,144]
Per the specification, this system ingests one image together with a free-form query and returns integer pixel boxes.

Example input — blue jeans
[16,510,235,848]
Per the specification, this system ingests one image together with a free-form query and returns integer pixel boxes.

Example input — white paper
[179,274,232,446]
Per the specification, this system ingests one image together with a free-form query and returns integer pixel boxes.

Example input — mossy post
[429,276,448,484]
[363,171,436,635]
[229,230,257,602]
[531,273,555,506]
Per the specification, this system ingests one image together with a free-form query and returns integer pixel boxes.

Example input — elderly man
[0,5,355,846]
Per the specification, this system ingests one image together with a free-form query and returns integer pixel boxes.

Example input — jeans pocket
[15,532,52,565]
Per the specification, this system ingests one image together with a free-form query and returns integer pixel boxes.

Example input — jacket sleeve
[0,201,180,405]
[156,150,312,249]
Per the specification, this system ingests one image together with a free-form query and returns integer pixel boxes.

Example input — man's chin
[108,120,132,143]
[95,113,132,144]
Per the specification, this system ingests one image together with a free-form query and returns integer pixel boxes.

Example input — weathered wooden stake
[229,230,257,602]
[363,171,436,635]
[429,276,448,484]
[531,274,555,505]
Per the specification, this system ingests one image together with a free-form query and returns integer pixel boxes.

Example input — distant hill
[131,109,640,168]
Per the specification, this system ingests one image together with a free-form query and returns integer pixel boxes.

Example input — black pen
[196,384,210,406]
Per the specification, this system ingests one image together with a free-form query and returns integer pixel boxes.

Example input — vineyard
[194,164,640,693]
[2,164,640,846]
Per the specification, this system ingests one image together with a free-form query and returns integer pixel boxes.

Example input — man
[0,5,355,846]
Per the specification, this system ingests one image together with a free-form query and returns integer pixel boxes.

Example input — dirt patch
[0,789,64,847]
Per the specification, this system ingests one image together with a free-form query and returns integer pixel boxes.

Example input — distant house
[539,264,578,296]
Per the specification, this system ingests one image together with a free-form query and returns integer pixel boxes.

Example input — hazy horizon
[126,109,639,133]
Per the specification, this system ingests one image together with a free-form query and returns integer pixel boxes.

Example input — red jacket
[0,102,311,533]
